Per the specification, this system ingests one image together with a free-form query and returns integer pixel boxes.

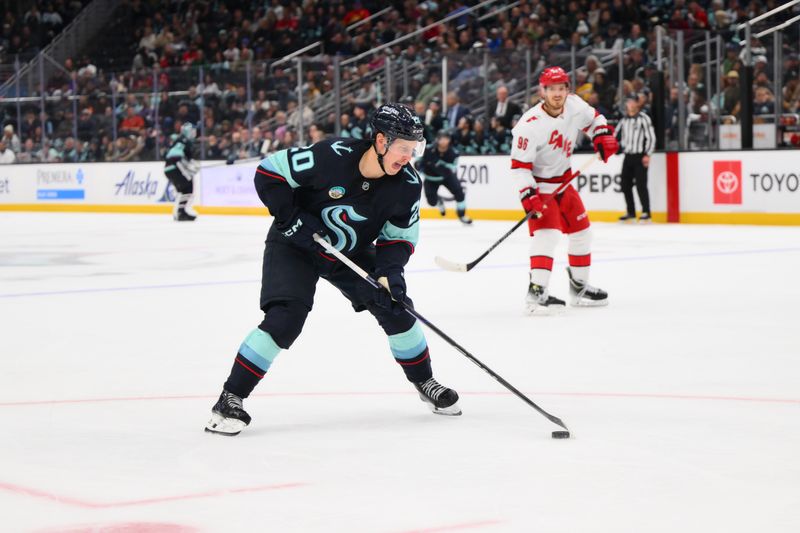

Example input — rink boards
[0,150,798,225]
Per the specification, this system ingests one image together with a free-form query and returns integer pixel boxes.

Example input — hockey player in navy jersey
[419,130,472,224]
[206,104,461,436]
[164,122,200,221]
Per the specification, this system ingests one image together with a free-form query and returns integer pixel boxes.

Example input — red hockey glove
[519,187,545,215]
[592,125,619,163]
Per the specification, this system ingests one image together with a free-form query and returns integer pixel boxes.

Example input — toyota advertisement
[680,151,800,216]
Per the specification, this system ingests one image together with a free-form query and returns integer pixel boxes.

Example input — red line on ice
[0,481,307,509]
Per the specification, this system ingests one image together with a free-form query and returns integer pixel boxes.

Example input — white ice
[1,212,799,533]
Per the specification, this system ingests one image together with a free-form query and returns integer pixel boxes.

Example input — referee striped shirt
[616,112,656,155]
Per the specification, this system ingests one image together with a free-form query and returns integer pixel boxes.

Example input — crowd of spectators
[0,1,92,65]
[1,0,799,165]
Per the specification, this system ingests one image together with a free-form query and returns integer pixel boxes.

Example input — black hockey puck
[551,430,570,439]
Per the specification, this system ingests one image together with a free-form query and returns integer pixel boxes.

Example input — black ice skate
[436,198,446,217]
[458,215,473,225]
[174,208,197,221]
[638,212,652,223]
[525,282,566,314]
[414,377,461,416]
[205,390,252,436]
[567,267,608,307]
[173,193,198,221]
[618,214,636,223]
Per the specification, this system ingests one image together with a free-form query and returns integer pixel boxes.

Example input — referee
[615,94,656,222]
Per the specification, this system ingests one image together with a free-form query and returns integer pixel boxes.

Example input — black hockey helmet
[370,103,425,143]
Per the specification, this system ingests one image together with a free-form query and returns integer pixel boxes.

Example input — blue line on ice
[1,247,798,299]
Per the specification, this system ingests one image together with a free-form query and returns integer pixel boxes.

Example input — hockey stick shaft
[435,155,601,273]
[312,234,569,430]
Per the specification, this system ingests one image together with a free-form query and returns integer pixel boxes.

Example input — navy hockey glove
[277,209,329,252]
[374,266,407,314]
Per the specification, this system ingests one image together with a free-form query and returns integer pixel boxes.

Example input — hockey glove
[374,266,407,314]
[592,125,619,163]
[277,209,329,252]
[519,187,545,216]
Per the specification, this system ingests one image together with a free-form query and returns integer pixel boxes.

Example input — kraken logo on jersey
[330,140,353,156]
[403,167,419,184]
[321,205,368,252]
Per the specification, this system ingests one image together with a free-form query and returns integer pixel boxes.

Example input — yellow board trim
[0,204,270,216]
[421,208,669,223]
[679,212,800,226]
[1,204,798,226]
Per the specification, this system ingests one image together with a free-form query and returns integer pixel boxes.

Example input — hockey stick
[434,154,601,273]
[312,234,569,431]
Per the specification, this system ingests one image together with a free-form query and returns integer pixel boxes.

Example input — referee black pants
[620,153,650,215]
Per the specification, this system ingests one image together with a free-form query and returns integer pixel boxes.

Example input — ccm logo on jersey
[548,131,572,158]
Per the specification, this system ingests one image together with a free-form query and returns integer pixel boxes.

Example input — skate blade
[525,303,566,316]
[570,297,609,307]
[204,412,247,436]
[419,394,462,416]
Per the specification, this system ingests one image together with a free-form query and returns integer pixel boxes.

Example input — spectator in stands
[77,109,97,142]
[38,140,60,163]
[721,70,741,120]
[417,70,442,106]
[445,91,470,130]
[624,24,646,50]
[0,140,15,164]
[494,85,521,129]
[308,123,326,144]
[119,106,145,135]
[783,79,800,114]
[425,97,445,135]
[593,68,617,114]
[2,125,20,153]
[753,87,775,119]
[452,115,475,153]
[61,137,79,162]
[15,138,39,163]
[575,68,593,101]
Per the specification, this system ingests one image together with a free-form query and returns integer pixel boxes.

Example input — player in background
[419,130,472,224]
[164,122,199,221]
[205,104,461,436]
[510,66,619,313]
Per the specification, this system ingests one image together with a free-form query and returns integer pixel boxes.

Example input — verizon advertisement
[681,151,800,213]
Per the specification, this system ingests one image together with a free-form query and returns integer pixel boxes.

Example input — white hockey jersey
[510,94,608,194]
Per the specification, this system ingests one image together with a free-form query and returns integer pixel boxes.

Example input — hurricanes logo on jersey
[548,130,572,158]
[321,205,367,252]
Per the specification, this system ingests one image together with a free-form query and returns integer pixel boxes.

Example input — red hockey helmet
[539,66,570,87]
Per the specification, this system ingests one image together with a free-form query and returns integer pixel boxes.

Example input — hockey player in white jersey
[510,66,619,313]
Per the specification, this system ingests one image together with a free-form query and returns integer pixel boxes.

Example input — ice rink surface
[1,212,799,533]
